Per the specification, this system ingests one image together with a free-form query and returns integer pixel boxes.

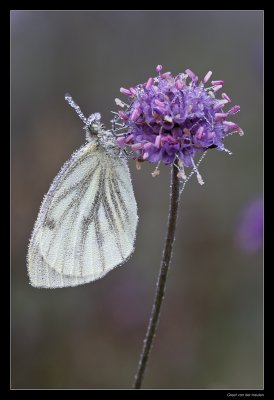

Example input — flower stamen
[151,161,161,177]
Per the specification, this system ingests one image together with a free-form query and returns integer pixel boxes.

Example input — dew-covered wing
[27,143,138,288]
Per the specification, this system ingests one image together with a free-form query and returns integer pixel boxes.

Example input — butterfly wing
[27,142,138,288]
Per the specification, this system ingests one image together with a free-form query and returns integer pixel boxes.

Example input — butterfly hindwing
[27,142,138,288]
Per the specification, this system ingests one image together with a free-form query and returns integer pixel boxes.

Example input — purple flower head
[236,197,263,254]
[114,66,243,182]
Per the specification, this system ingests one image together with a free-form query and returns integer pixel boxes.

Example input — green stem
[133,160,180,389]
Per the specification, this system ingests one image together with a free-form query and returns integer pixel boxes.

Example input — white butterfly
[27,95,138,288]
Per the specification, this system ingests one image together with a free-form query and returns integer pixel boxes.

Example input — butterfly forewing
[27,142,138,288]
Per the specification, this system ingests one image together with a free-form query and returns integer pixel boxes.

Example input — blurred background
[11,10,263,389]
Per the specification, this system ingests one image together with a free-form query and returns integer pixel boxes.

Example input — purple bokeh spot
[236,197,263,253]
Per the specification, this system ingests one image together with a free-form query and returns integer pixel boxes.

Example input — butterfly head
[65,94,122,156]
[85,113,102,133]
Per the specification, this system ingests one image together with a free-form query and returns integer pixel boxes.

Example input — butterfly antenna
[65,93,87,124]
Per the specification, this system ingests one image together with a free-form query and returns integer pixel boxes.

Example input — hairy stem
[133,160,180,389]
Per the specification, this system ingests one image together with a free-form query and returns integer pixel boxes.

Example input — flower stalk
[133,159,180,389]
